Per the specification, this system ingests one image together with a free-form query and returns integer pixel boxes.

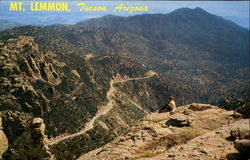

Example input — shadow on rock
[165,118,191,127]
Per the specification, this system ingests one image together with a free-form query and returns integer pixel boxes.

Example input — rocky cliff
[78,104,249,160]
[0,36,59,115]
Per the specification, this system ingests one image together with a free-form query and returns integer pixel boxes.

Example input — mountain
[0,19,24,31]
[0,7,249,159]
[0,36,180,159]
[78,7,249,67]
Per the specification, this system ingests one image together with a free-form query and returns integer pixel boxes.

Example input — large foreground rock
[78,104,242,160]
[0,117,8,158]
[8,117,55,160]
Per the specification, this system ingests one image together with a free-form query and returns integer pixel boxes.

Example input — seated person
[159,96,176,113]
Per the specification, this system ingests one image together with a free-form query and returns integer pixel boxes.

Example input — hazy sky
[0,1,249,28]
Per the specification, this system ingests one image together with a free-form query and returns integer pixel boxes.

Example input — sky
[0,1,249,28]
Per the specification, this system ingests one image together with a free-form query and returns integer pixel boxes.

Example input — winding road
[48,71,157,145]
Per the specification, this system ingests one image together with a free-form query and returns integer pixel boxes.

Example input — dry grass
[133,128,203,159]
[133,150,159,159]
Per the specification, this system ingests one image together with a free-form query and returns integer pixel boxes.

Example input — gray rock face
[0,117,8,158]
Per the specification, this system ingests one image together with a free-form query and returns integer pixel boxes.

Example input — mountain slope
[0,36,179,159]
[78,7,249,66]
[1,8,248,106]
[0,24,248,106]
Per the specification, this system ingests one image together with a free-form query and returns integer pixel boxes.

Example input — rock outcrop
[237,102,250,118]
[220,98,250,117]
[78,104,244,160]
[7,117,54,160]
[227,121,250,160]
[188,103,212,111]
[0,36,62,157]
[234,139,250,156]
[0,117,8,158]
[0,36,60,115]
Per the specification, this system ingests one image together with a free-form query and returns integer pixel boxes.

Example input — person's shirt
[168,100,176,110]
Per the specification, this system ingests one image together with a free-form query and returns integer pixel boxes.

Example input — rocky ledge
[78,103,248,160]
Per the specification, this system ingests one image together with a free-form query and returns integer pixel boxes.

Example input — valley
[48,71,156,145]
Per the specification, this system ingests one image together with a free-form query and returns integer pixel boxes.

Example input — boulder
[237,102,250,118]
[9,117,55,160]
[230,127,250,140]
[188,103,212,111]
[0,117,8,158]
[234,139,250,155]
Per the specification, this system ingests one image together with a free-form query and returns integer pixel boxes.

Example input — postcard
[0,0,249,160]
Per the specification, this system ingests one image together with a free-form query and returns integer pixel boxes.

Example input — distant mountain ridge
[78,7,249,67]
[0,19,24,31]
